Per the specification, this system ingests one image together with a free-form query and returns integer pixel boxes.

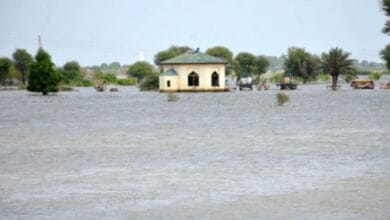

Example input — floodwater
[0,84,389,219]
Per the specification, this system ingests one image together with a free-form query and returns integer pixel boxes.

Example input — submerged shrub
[166,93,179,102]
[276,92,289,106]
[369,71,382,81]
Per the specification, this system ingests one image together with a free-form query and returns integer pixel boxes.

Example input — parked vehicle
[279,76,297,90]
[350,79,374,89]
[238,73,253,90]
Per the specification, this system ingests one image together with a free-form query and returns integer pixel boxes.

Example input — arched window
[211,72,219,87]
[188,71,199,86]
[167,80,171,87]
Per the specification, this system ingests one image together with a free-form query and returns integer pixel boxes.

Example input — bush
[103,73,117,84]
[276,92,289,106]
[117,77,137,86]
[167,93,179,102]
[369,71,382,80]
[139,74,159,91]
[317,72,331,82]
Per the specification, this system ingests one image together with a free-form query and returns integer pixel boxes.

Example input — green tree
[206,46,234,75]
[321,47,357,91]
[154,45,192,65]
[139,73,159,91]
[233,52,255,79]
[12,49,33,85]
[380,44,390,70]
[27,48,61,95]
[283,47,320,83]
[381,0,390,69]
[127,61,156,83]
[382,0,390,34]
[61,61,82,84]
[251,55,270,81]
[0,57,12,85]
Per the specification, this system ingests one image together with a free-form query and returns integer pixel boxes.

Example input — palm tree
[321,47,357,90]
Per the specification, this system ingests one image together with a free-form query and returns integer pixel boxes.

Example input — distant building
[159,49,228,92]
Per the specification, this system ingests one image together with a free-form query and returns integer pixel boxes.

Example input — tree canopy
[233,52,255,79]
[283,47,320,83]
[61,61,82,84]
[154,45,192,65]
[27,48,61,95]
[381,0,390,70]
[321,47,357,90]
[380,44,390,70]
[206,46,234,75]
[0,57,12,84]
[12,49,33,85]
[127,61,156,83]
[233,52,269,80]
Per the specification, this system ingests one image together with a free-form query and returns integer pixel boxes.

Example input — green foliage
[321,47,357,90]
[78,79,94,87]
[369,71,383,80]
[61,61,82,84]
[276,92,289,106]
[166,93,179,102]
[234,52,255,75]
[0,57,12,84]
[317,72,331,82]
[127,61,156,83]
[154,45,192,65]
[103,73,117,83]
[269,71,284,83]
[206,46,234,75]
[117,77,137,86]
[12,49,33,85]
[251,55,270,80]
[27,49,61,95]
[283,47,320,83]
[139,74,159,91]
[380,44,390,70]
[382,0,390,34]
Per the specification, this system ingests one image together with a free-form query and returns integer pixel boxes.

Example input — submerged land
[0,85,389,219]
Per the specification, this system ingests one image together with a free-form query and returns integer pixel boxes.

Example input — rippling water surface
[0,85,389,219]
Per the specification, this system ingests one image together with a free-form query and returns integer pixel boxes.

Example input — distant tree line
[1,37,388,94]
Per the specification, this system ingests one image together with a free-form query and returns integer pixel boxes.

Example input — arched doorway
[211,72,219,87]
[188,71,199,86]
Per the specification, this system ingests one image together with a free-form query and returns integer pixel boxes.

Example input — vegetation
[321,47,357,91]
[154,45,192,65]
[60,61,82,84]
[139,74,159,91]
[206,46,234,75]
[0,57,12,85]
[233,52,269,81]
[167,93,179,102]
[283,47,321,83]
[276,92,289,106]
[27,48,61,95]
[127,61,156,83]
[117,77,137,86]
[12,49,33,85]
[380,44,390,70]
[369,71,382,80]
[381,0,390,70]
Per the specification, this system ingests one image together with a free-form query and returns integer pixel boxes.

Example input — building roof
[160,49,228,65]
[160,68,178,76]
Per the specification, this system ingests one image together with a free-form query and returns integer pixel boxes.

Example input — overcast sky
[0,0,388,66]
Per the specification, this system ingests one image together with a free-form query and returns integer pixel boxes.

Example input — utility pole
[38,35,43,49]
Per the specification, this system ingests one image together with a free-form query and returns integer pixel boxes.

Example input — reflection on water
[0,85,389,219]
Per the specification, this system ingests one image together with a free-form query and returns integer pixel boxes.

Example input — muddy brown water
[0,85,389,219]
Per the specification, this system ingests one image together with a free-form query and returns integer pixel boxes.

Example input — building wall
[161,64,226,92]
[159,75,179,92]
